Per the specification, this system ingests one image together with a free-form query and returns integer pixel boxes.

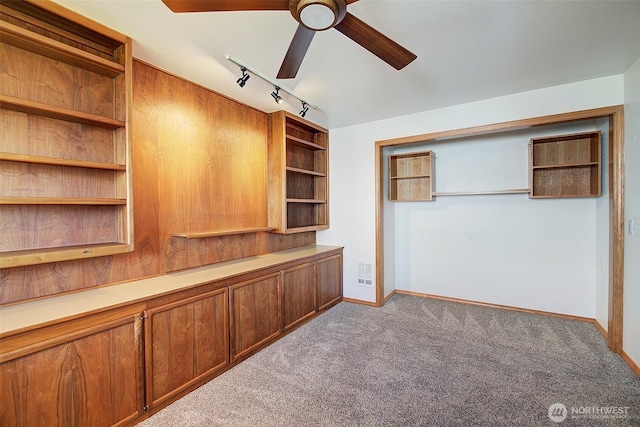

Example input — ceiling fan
[161,0,417,79]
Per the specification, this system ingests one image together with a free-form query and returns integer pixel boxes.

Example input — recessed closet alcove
[375,107,625,352]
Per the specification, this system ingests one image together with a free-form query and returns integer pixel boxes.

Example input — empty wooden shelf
[389,150,434,201]
[529,131,601,198]
[268,110,329,233]
[0,0,133,268]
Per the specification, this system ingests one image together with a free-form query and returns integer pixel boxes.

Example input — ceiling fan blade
[161,0,289,13]
[334,12,417,70]
[277,25,316,79]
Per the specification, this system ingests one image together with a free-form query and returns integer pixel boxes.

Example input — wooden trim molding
[342,297,378,307]
[608,109,625,353]
[374,106,625,354]
[593,319,608,340]
[621,351,640,378]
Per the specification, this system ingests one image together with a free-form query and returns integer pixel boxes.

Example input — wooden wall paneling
[229,272,281,363]
[144,288,228,409]
[0,54,280,304]
[266,231,316,253]
[183,234,258,270]
[282,261,316,330]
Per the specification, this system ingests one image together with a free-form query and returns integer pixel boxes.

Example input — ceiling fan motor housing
[291,0,347,31]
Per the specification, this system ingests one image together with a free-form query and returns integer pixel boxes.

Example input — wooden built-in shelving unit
[0,0,133,268]
[268,110,329,233]
[529,131,601,198]
[389,150,434,201]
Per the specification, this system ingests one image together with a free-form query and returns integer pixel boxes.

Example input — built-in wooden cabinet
[0,0,133,268]
[0,305,144,427]
[282,262,316,331]
[316,253,343,311]
[268,110,329,233]
[529,131,602,198]
[144,288,228,410]
[389,151,434,201]
[229,272,282,363]
[0,246,342,426]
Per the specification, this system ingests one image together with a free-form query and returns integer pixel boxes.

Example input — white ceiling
[52,0,640,129]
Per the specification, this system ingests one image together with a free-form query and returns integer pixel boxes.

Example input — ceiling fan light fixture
[297,0,338,31]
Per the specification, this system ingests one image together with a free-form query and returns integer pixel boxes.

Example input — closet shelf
[0,95,125,129]
[531,162,598,170]
[0,21,124,77]
[172,227,273,239]
[0,197,127,205]
[433,188,530,197]
[0,152,126,170]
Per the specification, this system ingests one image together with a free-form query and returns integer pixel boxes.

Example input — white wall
[318,75,624,312]
[623,57,640,368]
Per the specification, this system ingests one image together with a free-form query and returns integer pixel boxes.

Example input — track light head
[236,67,250,87]
[300,101,309,118]
[271,87,283,104]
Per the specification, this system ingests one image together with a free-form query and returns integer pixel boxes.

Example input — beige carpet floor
[138,294,640,426]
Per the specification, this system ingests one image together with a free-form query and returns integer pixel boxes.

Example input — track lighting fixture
[225,55,319,118]
[236,67,250,87]
[271,87,284,104]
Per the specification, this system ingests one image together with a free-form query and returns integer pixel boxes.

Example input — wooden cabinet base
[0,246,342,427]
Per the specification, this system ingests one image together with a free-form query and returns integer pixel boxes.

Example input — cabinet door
[316,254,343,311]
[0,312,143,427]
[144,288,228,409]
[282,262,316,331]
[229,272,280,363]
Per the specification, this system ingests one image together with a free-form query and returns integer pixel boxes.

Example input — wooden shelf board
[284,225,329,234]
[390,174,430,180]
[286,166,326,177]
[0,95,125,129]
[532,162,599,170]
[433,188,530,197]
[0,197,127,205]
[0,243,131,269]
[530,193,599,199]
[0,21,124,77]
[390,198,433,202]
[286,135,326,151]
[172,227,273,239]
[0,152,125,170]
[286,199,327,204]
